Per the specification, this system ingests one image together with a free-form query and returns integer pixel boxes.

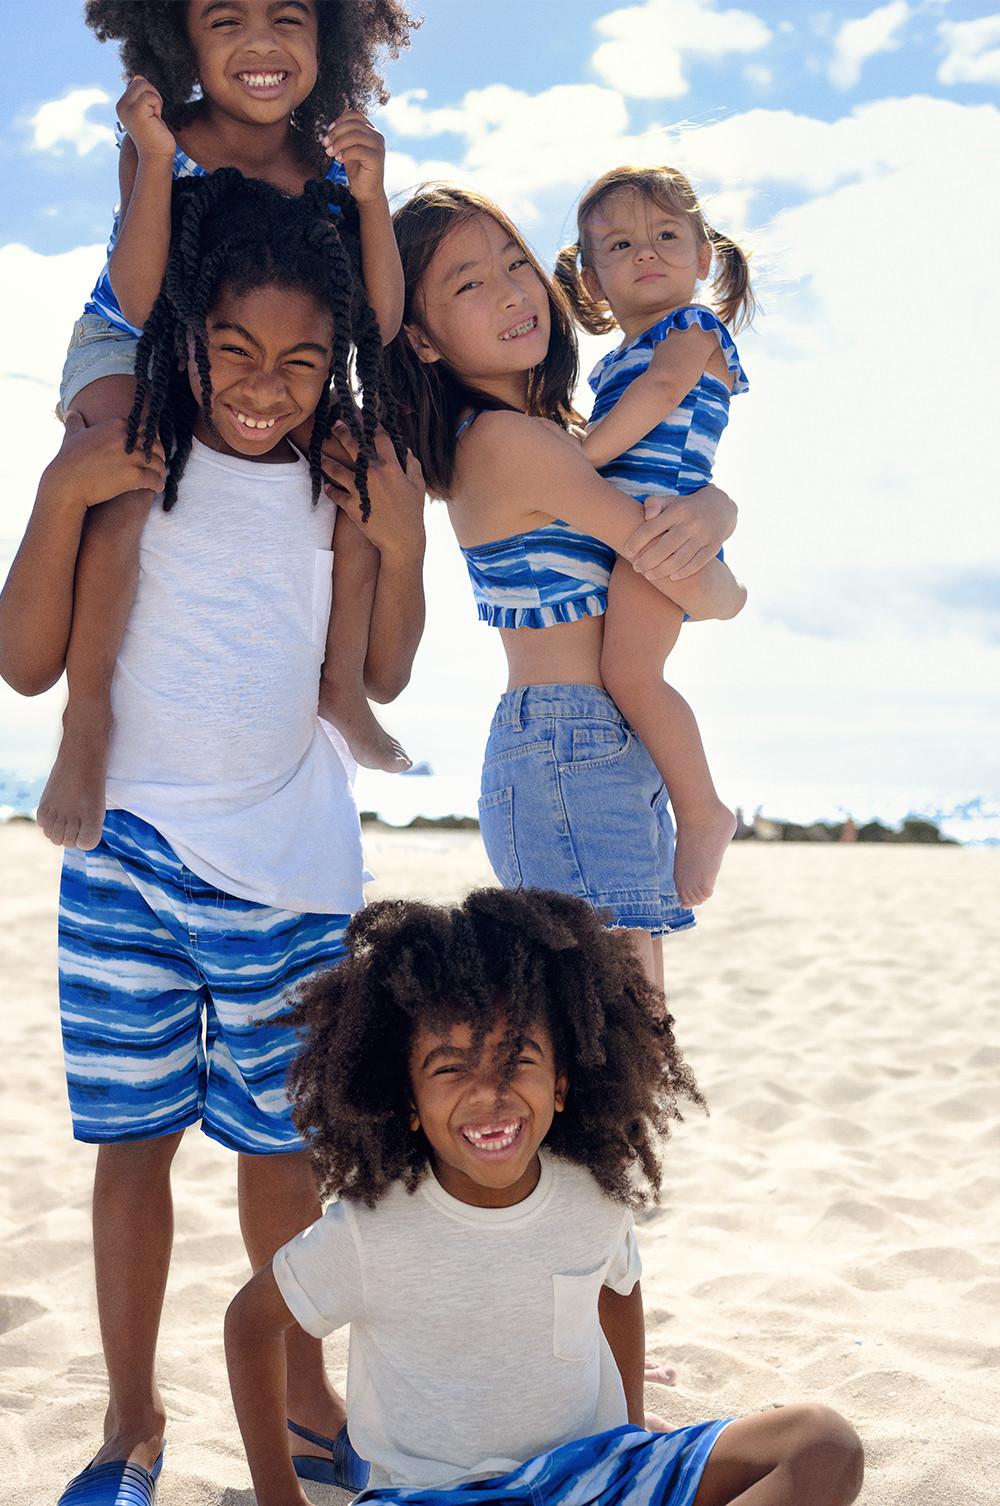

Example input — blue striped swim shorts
[58,810,349,1152]
[356,1420,732,1505]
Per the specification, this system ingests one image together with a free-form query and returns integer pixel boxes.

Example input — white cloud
[26,87,114,156]
[591,0,772,99]
[828,1,911,91]
[938,14,1000,86]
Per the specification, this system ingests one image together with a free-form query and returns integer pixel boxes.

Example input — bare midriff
[499,613,606,692]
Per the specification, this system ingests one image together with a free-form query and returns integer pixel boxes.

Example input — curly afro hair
[127,167,403,515]
[288,888,706,1210]
[84,0,416,143]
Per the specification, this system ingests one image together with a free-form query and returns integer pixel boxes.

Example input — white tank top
[106,437,363,915]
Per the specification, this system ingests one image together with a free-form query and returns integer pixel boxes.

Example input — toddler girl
[226,887,864,1506]
[40,0,417,852]
[556,165,755,907]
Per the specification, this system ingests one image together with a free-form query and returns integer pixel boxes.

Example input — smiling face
[189,282,333,460]
[409,1016,568,1208]
[186,0,319,124]
[582,187,712,340]
[404,212,552,409]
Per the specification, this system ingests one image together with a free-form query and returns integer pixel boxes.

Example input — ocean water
[1,766,997,846]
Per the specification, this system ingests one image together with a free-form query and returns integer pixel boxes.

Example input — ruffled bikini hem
[476,592,609,629]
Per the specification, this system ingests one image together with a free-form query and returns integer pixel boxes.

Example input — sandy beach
[0,823,997,1504]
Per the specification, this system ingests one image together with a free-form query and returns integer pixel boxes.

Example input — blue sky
[2,0,999,835]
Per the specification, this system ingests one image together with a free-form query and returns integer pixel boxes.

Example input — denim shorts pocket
[477,786,521,889]
[562,722,632,771]
[552,1267,604,1361]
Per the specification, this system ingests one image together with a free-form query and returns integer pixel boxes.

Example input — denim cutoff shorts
[478,684,695,936]
[57,312,139,419]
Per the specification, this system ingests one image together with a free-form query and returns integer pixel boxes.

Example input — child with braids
[555,166,755,908]
[226,886,864,1506]
[0,170,424,1505]
[39,0,417,854]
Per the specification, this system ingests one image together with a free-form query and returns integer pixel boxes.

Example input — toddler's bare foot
[674,800,736,907]
[37,707,111,850]
[319,679,411,774]
[644,1410,671,1432]
[644,1359,677,1386]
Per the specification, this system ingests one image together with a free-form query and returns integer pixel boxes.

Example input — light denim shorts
[478,684,695,937]
[57,311,139,419]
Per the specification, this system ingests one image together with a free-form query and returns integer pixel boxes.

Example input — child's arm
[599,1281,645,1426]
[0,413,165,695]
[225,1267,311,1506]
[108,78,177,329]
[581,325,718,469]
[324,113,404,344]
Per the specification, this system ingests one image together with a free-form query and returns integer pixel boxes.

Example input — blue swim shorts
[477,684,695,937]
[57,312,139,419]
[58,810,348,1152]
[356,1419,733,1505]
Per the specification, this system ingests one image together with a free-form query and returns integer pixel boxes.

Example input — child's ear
[404,322,441,366]
[581,266,606,306]
[697,239,713,281]
[553,1073,569,1113]
[409,1107,421,1132]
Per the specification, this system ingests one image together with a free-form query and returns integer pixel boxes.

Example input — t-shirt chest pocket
[551,1264,606,1362]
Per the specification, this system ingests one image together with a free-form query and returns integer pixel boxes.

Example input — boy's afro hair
[288,888,706,1209]
[84,0,416,142]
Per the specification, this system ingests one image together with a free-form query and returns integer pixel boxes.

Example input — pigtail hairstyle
[553,239,617,337]
[127,169,400,518]
[568,164,757,335]
[288,887,705,1209]
[383,185,580,499]
[84,1,417,148]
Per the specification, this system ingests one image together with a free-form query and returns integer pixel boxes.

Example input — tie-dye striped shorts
[57,810,349,1152]
[355,1420,732,1506]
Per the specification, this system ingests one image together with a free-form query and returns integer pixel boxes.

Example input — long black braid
[127,169,401,517]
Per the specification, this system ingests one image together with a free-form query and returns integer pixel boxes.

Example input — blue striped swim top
[84,124,348,338]
[588,304,748,500]
[456,409,616,630]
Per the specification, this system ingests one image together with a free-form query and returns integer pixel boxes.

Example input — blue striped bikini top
[455,412,616,630]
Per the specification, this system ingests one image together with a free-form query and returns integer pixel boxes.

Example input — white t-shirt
[273,1151,641,1490]
[106,438,363,915]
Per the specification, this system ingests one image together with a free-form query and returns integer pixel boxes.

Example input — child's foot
[37,709,111,849]
[319,680,411,774]
[674,800,737,907]
[644,1359,677,1386]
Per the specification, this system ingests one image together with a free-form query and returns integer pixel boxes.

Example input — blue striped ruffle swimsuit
[84,125,348,338]
[588,304,748,501]
[456,413,616,630]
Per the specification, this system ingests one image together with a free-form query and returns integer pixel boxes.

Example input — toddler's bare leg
[669,552,747,622]
[318,510,410,772]
[37,375,151,850]
[602,558,735,908]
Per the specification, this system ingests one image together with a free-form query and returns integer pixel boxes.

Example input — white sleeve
[272,1199,364,1338]
[603,1216,642,1296]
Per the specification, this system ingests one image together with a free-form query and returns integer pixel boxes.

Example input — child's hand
[322,112,387,206]
[622,485,737,582]
[320,422,425,557]
[117,75,176,160]
[44,411,167,510]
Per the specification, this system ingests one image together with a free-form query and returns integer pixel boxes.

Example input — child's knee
[787,1404,864,1502]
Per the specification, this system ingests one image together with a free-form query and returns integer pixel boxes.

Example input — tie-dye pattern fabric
[460,523,617,629]
[588,304,748,501]
[355,1420,732,1506]
[58,809,347,1151]
[84,126,348,338]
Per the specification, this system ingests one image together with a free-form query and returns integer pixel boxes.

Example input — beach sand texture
[0,823,997,1504]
